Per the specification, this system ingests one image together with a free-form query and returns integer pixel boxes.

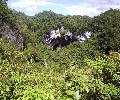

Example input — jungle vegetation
[0,1,120,100]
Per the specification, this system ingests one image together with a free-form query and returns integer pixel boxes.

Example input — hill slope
[0,1,120,99]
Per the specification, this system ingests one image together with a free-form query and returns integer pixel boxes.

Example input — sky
[7,0,120,17]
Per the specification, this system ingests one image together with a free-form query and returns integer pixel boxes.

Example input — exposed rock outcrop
[0,23,25,51]
[42,25,92,50]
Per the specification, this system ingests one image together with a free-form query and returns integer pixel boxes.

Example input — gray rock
[0,23,25,51]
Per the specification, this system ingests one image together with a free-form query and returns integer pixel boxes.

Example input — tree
[90,9,120,54]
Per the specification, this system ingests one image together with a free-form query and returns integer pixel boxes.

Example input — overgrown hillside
[0,0,29,51]
[90,9,120,54]
[0,1,120,100]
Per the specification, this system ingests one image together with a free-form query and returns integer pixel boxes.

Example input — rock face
[42,26,92,50]
[0,23,25,51]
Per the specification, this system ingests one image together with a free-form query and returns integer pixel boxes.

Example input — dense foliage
[0,1,120,100]
[90,9,120,54]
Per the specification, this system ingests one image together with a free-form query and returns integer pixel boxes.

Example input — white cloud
[65,4,100,17]
[65,0,120,17]
[10,0,64,8]
[11,0,49,8]
[9,0,65,16]
[106,4,120,9]
[26,6,38,12]
[84,0,120,4]
[9,0,120,16]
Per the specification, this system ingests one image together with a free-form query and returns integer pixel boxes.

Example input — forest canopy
[0,1,120,100]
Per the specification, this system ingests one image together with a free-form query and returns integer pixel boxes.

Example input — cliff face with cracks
[0,22,25,51]
[0,1,26,51]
